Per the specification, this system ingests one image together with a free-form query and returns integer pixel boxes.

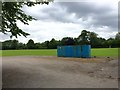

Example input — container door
[73,46,81,57]
[62,46,65,57]
[77,46,81,57]
[65,46,74,57]
[81,45,91,58]
[57,46,63,57]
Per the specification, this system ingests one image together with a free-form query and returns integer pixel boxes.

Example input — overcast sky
[1,0,119,43]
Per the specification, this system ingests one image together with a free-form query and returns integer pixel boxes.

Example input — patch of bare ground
[2,56,118,88]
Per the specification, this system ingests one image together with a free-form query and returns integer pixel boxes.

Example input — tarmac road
[2,56,118,88]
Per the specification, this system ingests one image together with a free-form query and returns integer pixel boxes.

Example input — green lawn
[0,49,57,57]
[0,48,119,57]
[91,48,118,57]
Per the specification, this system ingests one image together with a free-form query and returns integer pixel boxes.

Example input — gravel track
[2,56,118,88]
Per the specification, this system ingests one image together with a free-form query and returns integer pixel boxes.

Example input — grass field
[0,48,118,57]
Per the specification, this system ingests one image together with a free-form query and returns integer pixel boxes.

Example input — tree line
[1,30,120,50]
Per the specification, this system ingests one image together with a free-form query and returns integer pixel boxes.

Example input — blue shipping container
[57,45,91,58]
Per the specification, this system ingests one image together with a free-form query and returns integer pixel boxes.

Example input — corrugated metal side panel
[57,46,66,57]
[61,46,82,57]
[61,46,65,57]
[73,46,76,57]
[64,46,73,57]
[76,46,81,57]
[57,46,62,57]
[81,45,91,58]
[72,46,80,57]
[57,45,91,58]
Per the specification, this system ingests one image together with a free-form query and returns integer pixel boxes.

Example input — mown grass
[1,49,57,56]
[0,48,119,57]
[91,48,118,57]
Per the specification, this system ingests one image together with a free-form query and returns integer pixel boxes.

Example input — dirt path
[2,56,118,88]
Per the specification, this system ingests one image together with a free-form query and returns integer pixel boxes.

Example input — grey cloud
[93,14,117,29]
[58,2,117,29]
[36,3,76,23]
[29,2,117,30]
[22,3,77,23]
[59,2,112,16]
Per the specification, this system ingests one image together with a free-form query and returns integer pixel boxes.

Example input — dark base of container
[58,56,91,58]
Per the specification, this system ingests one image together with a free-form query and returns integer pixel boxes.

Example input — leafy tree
[78,30,90,45]
[61,37,67,45]
[97,37,106,48]
[107,38,114,48]
[74,38,79,45]
[1,0,53,38]
[66,38,75,45]
[61,37,75,46]
[115,32,120,40]
[34,43,41,49]
[18,42,26,49]
[44,41,50,49]
[2,40,13,50]
[89,32,98,48]
[11,39,19,49]
[115,32,120,47]
[48,38,57,49]
[27,39,35,49]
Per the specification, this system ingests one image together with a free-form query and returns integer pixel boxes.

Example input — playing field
[0,48,118,57]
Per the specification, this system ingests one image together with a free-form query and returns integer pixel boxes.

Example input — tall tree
[61,37,75,45]
[66,37,75,45]
[27,39,35,49]
[97,37,106,48]
[115,32,120,47]
[78,30,90,45]
[44,41,50,49]
[48,38,57,49]
[18,42,26,49]
[2,40,13,50]
[89,32,98,47]
[115,32,120,40]
[1,0,53,38]
[11,39,19,49]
